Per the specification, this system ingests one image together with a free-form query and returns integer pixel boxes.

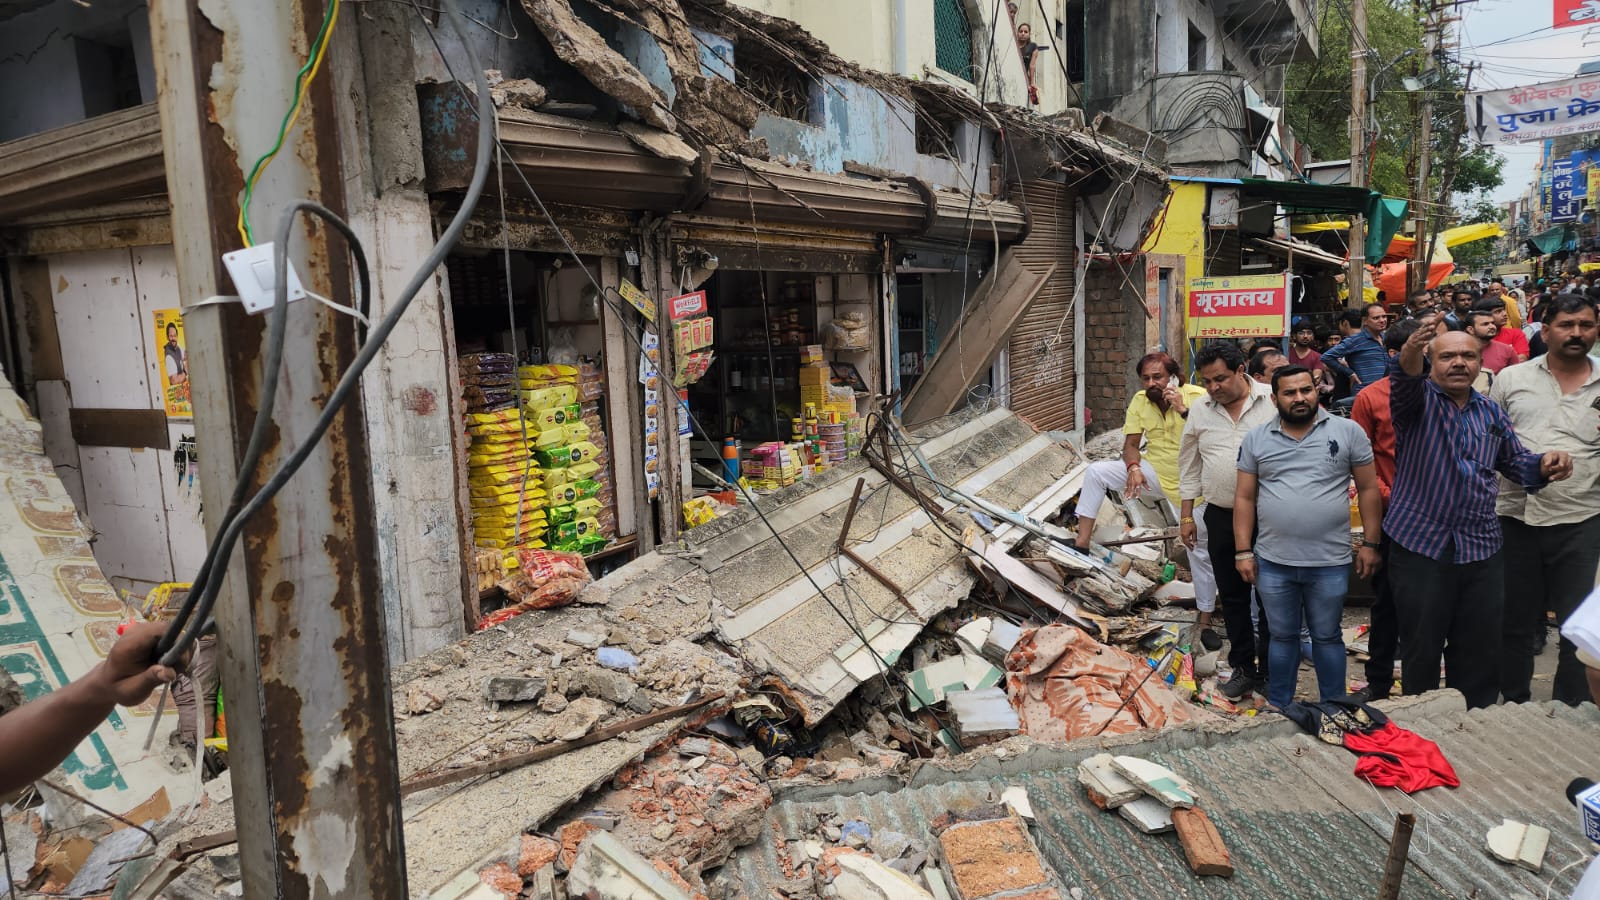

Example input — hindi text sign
[1468,74,1600,145]
[1186,274,1290,340]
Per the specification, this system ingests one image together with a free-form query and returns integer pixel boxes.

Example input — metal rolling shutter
[1006,180,1077,432]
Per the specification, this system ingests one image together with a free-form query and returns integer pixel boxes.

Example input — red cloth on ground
[1344,722,1459,792]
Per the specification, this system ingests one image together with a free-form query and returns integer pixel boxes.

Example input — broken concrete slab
[1172,807,1233,877]
[537,696,610,742]
[566,830,693,899]
[833,851,935,899]
[518,0,675,132]
[907,656,967,711]
[944,688,1020,746]
[484,676,546,704]
[564,666,638,706]
[689,407,1085,726]
[981,620,1023,664]
[1077,753,1142,808]
[999,786,1034,821]
[565,627,607,650]
[1486,820,1549,872]
[1111,756,1197,809]
[1117,796,1175,835]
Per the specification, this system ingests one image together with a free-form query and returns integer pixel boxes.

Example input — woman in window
[1016,22,1040,106]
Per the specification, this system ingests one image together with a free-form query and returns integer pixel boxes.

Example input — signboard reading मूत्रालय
[1186,273,1290,340]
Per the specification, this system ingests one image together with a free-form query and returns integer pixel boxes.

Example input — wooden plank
[901,249,1053,425]
[69,408,171,449]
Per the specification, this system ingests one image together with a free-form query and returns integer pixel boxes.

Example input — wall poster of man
[154,309,191,418]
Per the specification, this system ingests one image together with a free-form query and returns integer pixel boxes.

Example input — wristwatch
[1361,539,1381,549]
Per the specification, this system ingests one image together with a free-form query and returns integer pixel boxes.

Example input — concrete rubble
[36,405,1241,898]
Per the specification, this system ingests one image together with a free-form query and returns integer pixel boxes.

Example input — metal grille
[933,0,974,82]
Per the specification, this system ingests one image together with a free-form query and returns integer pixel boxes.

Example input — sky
[1457,0,1600,205]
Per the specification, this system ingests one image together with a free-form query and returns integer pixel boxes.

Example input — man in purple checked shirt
[1384,319,1574,709]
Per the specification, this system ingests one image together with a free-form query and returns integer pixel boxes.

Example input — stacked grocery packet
[461,353,547,575]
[521,361,617,556]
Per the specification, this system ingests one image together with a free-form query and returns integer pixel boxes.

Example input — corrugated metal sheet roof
[716,693,1600,898]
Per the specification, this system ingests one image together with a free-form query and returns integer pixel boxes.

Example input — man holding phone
[1075,353,1215,624]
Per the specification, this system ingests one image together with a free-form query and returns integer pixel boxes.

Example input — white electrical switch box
[221,243,307,314]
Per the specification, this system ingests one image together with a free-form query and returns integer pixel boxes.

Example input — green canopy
[1235,178,1406,262]
[1366,198,1409,263]
[1527,226,1571,257]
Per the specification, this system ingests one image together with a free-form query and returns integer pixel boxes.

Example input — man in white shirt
[1179,342,1280,699]
[1491,294,1600,705]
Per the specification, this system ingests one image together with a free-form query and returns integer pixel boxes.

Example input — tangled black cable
[155,0,495,668]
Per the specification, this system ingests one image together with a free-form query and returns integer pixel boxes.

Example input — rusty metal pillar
[148,0,406,896]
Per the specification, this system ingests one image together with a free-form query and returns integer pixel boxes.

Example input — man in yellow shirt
[1074,352,1212,606]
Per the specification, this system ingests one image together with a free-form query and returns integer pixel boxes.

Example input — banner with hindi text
[1185,274,1290,340]
[1468,75,1600,145]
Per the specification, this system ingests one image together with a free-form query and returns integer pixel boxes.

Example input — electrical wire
[156,0,494,667]
[236,0,342,247]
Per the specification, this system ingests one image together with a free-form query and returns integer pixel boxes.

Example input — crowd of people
[1087,275,1600,713]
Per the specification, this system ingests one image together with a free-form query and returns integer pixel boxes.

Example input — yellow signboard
[1588,168,1600,207]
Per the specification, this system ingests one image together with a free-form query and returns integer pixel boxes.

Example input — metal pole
[1412,6,1437,299]
[1376,812,1416,900]
[1349,0,1369,306]
[147,1,407,896]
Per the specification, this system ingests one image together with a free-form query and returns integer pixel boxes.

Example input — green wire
[238,1,340,245]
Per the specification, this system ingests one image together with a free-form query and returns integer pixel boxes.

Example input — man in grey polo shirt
[1234,366,1385,710]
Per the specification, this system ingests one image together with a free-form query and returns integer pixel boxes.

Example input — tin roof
[715,692,1600,898]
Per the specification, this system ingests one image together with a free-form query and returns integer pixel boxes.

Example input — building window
[735,44,812,121]
[1063,2,1086,84]
[915,104,962,159]
[1187,22,1208,71]
[933,0,975,82]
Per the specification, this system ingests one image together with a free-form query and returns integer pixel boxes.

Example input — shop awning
[1383,222,1505,262]
[1178,177,1407,261]
[1248,235,1347,270]
[1527,226,1572,257]
[421,94,1026,256]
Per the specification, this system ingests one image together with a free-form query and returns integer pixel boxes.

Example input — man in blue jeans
[1233,366,1385,709]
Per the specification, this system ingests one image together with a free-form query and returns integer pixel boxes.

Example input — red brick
[558,821,599,869]
[518,834,560,877]
[478,861,522,896]
[1173,807,1233,877]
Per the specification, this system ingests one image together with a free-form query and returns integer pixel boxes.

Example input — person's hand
[1355,545,1382,580]
[1236,557,1257,585]
[1350,373,1363,386]
[1179,519,1198,549]
[1162,385,1188,415]
[88,622,183,707]
[1541,450,1574,481]
[1125,466,1148,499]
[1407,317,1442,352]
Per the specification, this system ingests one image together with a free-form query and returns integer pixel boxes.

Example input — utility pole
[1411,4,1439,298]
[148,1,407,895]
[1349,0,1369,305]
